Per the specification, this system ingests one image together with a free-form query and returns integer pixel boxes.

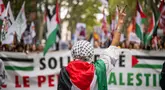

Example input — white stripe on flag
[136,59,163,65]
[4,61,33,67]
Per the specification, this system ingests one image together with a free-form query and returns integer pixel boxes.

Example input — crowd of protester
[0,43,43,53]
[93,35,165,50]
[0,34,165,53]
[0,40,44,53]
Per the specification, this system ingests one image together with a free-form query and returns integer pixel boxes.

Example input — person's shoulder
[163,62,165,65]
[103,46,119,54]
[162,62,165,70]
[0,59,4,66]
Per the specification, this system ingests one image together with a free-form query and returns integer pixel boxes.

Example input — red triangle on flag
[132,56,139,67]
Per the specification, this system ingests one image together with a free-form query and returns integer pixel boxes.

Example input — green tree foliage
[3,0,37,20]
[60,0,102,34]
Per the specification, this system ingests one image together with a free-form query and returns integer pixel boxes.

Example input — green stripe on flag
[144,33,151,45]
[136,24,143,41]
[133,64,162,69]
[0,20,3,25]
[5,66,34,71]
[141,18,147,25]
[44,25,59,56]
[94,60,107,90]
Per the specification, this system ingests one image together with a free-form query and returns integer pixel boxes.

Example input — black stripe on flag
[0,57,33,63]
[134,55,165,61]
[58,67,72,90]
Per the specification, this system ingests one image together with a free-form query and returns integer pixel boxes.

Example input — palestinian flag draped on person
[58,5,127,90]
[135,0,147,43]
[58,60,107,90]
[43,0,60,55]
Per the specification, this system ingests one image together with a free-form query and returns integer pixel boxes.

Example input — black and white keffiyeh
[0,59,6,89]
[71,40,94,61]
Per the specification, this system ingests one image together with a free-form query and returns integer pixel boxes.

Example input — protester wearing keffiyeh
[58,6,126,90]
[0,59,6,90]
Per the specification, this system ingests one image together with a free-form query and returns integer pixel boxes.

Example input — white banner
[0,49,164,90]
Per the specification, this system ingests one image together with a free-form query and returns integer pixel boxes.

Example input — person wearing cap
[58,6,126,90]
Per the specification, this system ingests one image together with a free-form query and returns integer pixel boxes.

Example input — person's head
[8,45,13,51]
[128,43,133,49]
[133,43,140,49]
[68,41,73,50]
[158,38,162,45]
[121,42,125,48]
[17,44,24,52]
[37,44,43,52]
[25,44,30,51]
[94,40,100,48]
[1,45,6,51]
[31,44,36,51]
[71,40,94,62]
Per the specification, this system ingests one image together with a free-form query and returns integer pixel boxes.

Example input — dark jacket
[160,62,165,90]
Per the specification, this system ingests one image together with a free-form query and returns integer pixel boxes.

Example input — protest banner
[0,49,163,90]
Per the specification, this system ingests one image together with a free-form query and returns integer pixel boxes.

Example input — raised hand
[117,5,127,30]
[111,5,127,46]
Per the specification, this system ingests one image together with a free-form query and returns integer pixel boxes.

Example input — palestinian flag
[58,60,107,90]
[0,0,5,25]
[132,55,164,69]
[144,12,157,45]
[0,0,5,17]
[43,0,60,55]
[159,0,165,34]
[0,0,4,16]
[127,17,140,44]
[14,2,27,42]
[1,2,14,44]
[159,0,164,12]
[0,56,34,71]
[135,1,146,42]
